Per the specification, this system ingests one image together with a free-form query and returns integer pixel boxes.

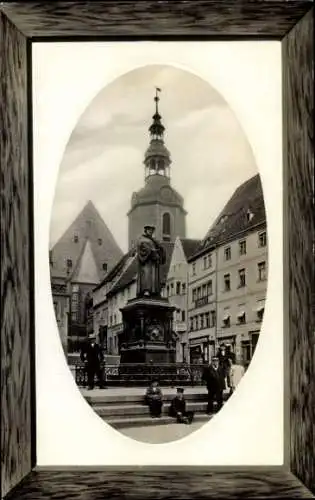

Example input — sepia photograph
[2,1,313,498]
[49,64,268,444]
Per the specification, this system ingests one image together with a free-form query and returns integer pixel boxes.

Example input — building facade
[51,277,70,353]
[50,201,123,353]
[216,226,267,366]
[187,246,217,364]
[187,174,267,366]
[162,236,201,362]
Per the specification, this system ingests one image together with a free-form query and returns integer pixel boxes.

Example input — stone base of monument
[119,297,176,371]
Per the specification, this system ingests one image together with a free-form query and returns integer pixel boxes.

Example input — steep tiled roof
[107,241,174,296]
[50,201,123,281]
[93,249,135,292]
[189,174,266,261]
[180,238,202,260]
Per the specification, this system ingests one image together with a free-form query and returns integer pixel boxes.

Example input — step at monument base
[107,413,212,429]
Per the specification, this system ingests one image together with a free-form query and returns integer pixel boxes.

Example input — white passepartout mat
[33,41,283,466]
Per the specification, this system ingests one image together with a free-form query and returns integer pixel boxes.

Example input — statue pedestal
[119,297,176,365]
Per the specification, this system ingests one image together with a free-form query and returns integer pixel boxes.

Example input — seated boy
[144,379,163,418]
[169,387,194,424]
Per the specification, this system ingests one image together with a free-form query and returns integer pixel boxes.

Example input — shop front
[189,336,216,364]
[217,334,237,361]
[241,331,260,367]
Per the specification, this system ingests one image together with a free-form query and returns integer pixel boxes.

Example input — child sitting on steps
[169,387,194,424]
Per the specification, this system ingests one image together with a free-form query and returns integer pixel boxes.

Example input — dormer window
[98,238,103,246]
[246,209,254,222]
[66,258,72,268]
[102,263,108,272]
[74,233,79,243]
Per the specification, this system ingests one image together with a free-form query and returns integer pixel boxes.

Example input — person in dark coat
[169,388,194,424]
[80,334,104,390]
[144,379,163,418]
[202,357,226,414]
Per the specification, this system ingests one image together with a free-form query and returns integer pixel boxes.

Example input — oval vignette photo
[49,64,268,444]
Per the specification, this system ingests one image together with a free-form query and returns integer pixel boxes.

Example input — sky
[50,64,257,253]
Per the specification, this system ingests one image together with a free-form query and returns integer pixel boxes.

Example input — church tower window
[162,212,171,241]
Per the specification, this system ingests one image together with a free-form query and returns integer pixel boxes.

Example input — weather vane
[154,87,162,112]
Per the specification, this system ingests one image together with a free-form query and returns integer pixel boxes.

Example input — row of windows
[108,286,132,307]
[223,261,267,292]
[192,280,213,302]
[223,231,267,261]
[166,281,186,296]
[66,258,107,272]
[190,311,216,331]
[73,233,103,246]
[221,307,264,327]
[191,231,267,275]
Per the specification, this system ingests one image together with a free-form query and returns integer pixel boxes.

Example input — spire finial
[149,87,164,139]
[154,87,161,113]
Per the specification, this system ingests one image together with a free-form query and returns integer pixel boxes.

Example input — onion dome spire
[149,87,165,139]
[144,88,171,180]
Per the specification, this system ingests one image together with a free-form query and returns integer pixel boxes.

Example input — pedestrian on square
[169,388,194,424]
[229,360,245,395]
[202,357,226,414]
[80,334,104,390]
[144,379,163,418]
[217,344,234,390]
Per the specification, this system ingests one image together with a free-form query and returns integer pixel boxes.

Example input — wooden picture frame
[1,1,314,498]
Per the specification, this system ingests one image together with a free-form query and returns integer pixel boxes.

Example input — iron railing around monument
[74,363,207,387]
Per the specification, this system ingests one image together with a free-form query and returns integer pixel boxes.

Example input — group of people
[144,344,244,420]
[145,381,194,424]
[202,344,245,414]
[80,335,244,420]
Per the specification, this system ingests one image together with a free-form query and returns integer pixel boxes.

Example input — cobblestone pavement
[119,421,207,444]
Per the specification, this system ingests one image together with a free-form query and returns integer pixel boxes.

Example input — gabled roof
[93,247,136,292]
[50,201,123,281]
[107,241,175,296]
[188,174,266,261]
[180,238,202,260]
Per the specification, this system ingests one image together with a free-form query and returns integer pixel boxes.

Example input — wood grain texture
[282,7,315,494]
[4,470,315,499]
[0,12,33,500]
[0,1,313,39]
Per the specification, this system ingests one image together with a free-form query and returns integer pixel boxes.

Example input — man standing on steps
[202,357,226,414]
[81,333,104,390]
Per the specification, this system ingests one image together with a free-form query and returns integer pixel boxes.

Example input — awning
[256,306,265,313]
[223,314,230,321]
[237,311,245,318]
[189,336,208,346]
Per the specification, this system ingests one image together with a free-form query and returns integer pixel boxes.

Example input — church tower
[128,89,187,250]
